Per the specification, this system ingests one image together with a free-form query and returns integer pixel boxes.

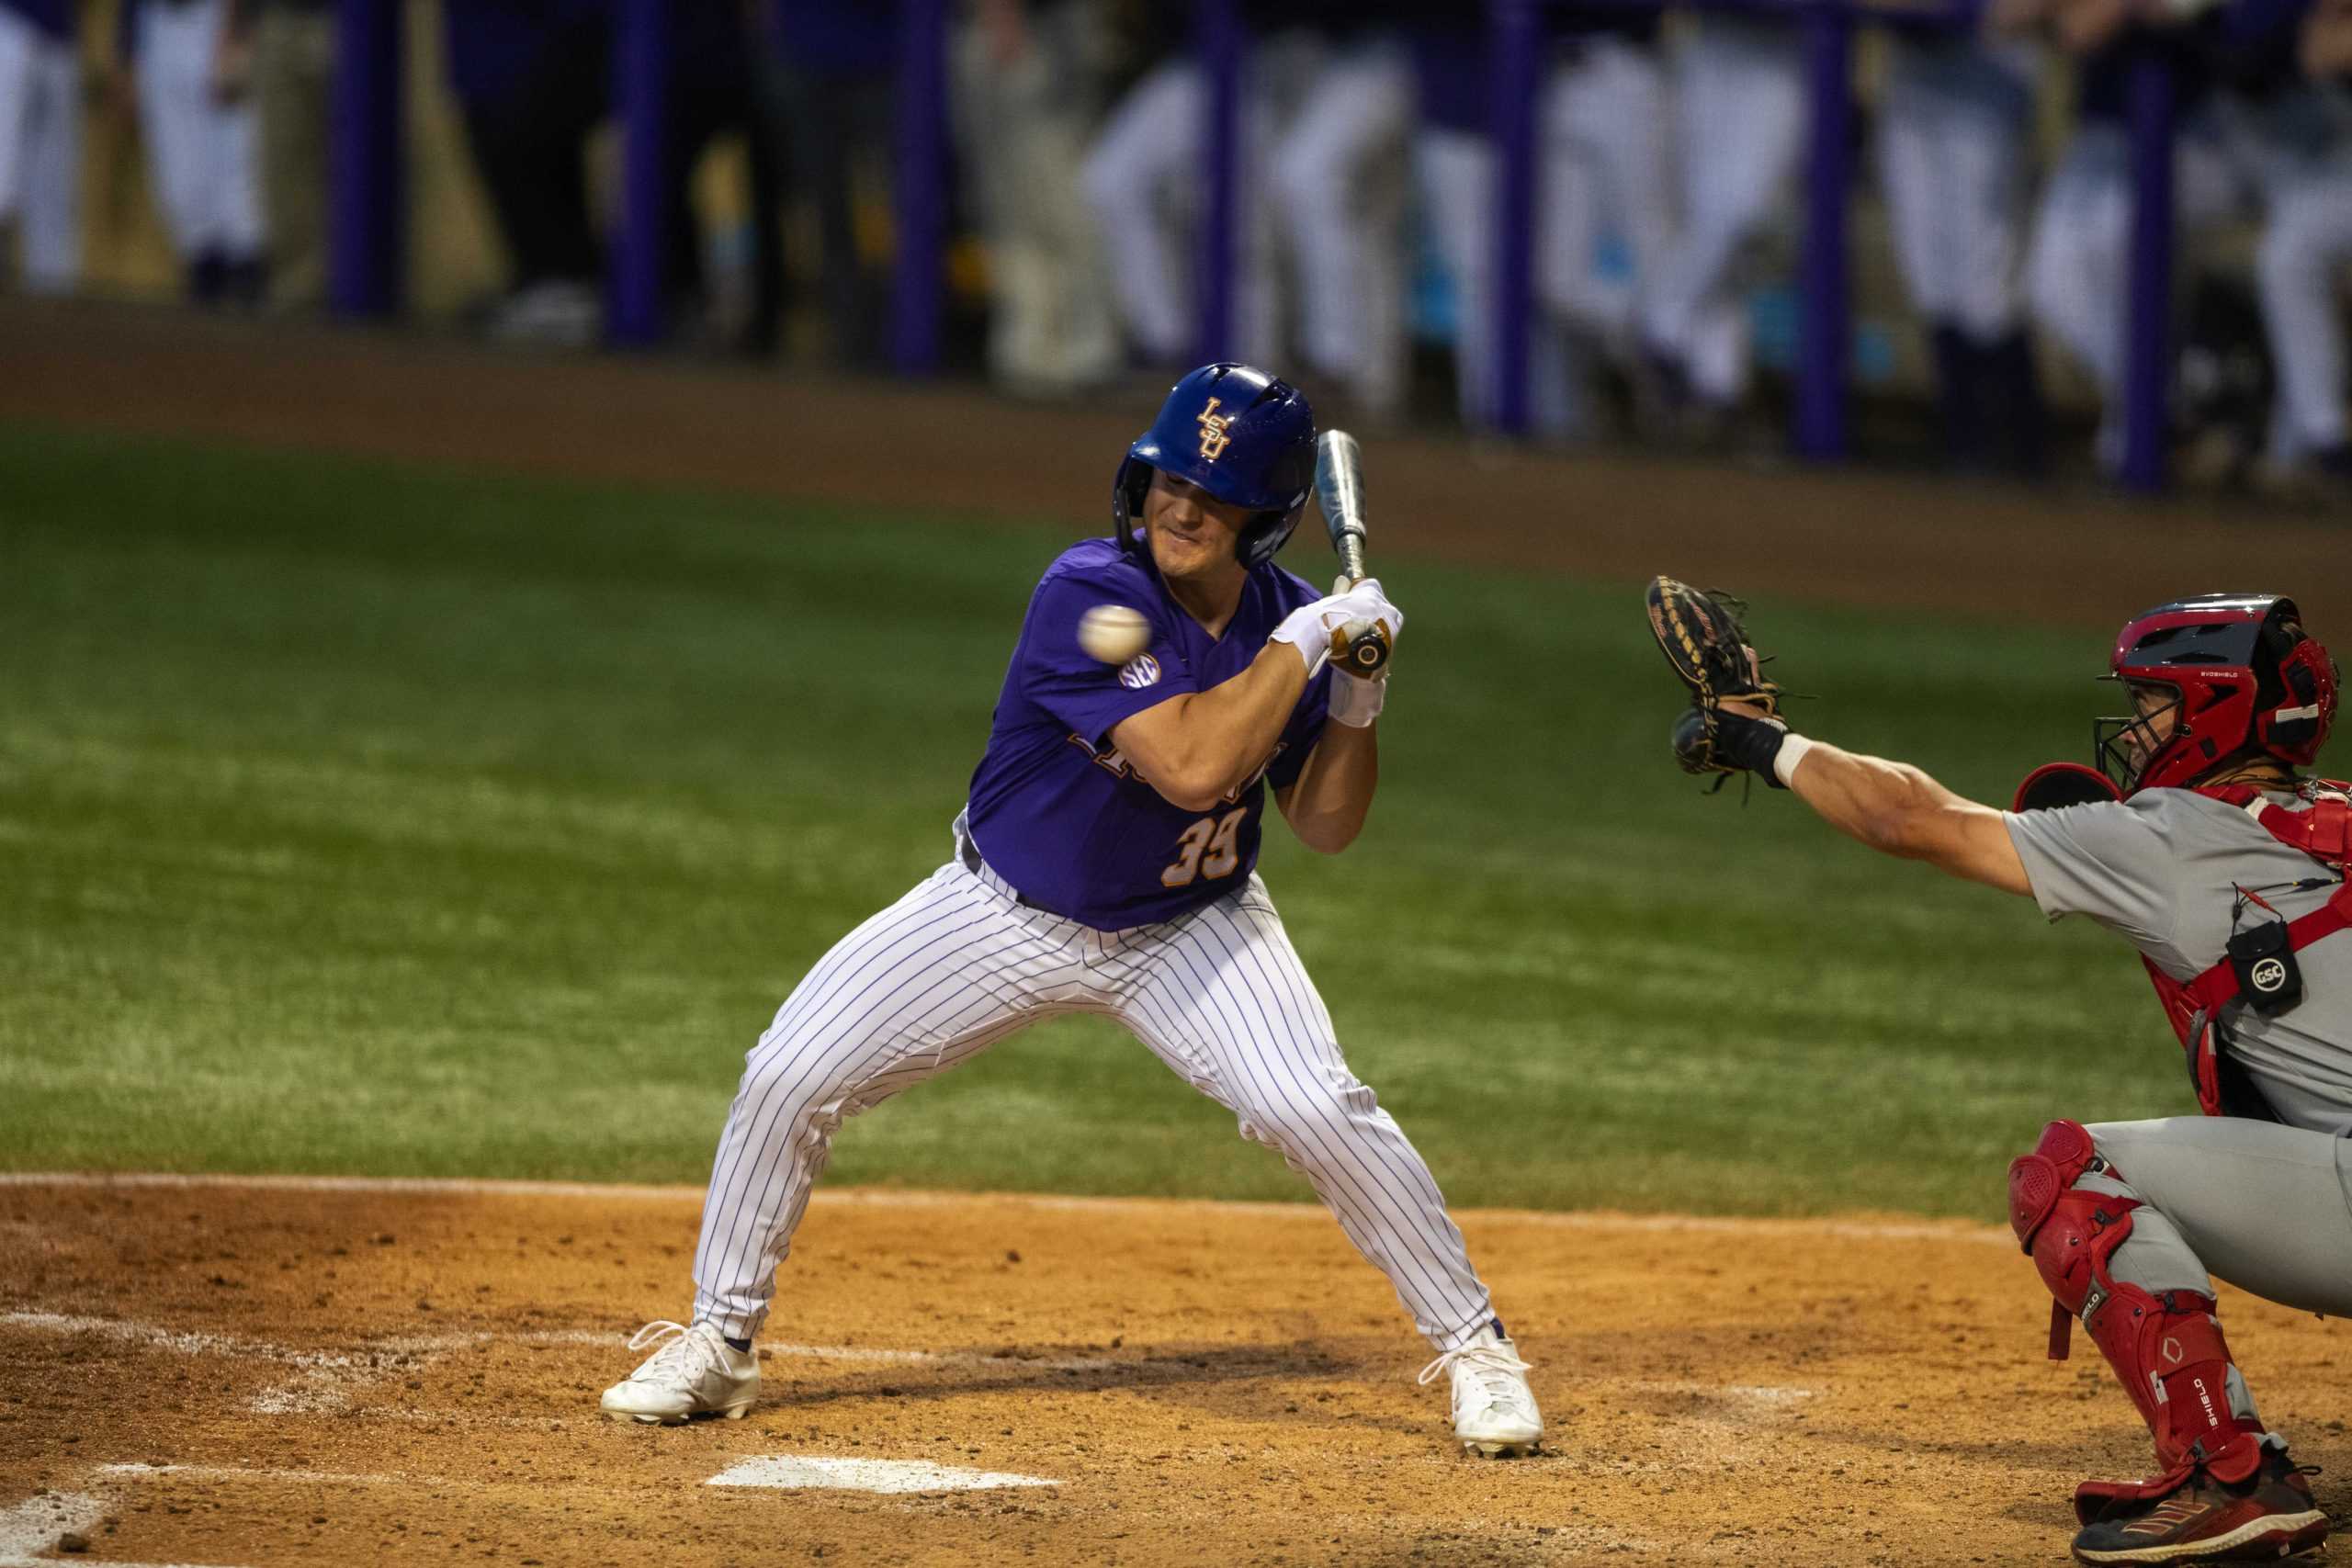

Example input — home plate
[707,1457,1058,1494]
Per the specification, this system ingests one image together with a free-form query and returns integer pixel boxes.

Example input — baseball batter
[602,364,1544,1458]
[1651,581,2343,1564]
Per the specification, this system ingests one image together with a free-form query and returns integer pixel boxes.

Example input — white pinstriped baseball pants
[690,818,1497,1352]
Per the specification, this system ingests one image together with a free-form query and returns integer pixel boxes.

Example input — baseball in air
[1079,604,1152,665]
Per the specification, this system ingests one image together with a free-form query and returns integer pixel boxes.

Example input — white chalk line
[707,1456,1057,1495]
[0,1170,2008,1246]
[2,1310,1126,1420]
[0,1491,106,1568]
[0,1484,244,1568]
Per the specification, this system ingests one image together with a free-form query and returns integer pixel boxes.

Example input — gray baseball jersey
[2006,788,2352,1134]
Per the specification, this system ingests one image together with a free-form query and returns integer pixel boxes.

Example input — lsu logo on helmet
[1195,398,1234,461]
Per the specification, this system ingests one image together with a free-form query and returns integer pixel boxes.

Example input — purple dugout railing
[326,2,2178,491]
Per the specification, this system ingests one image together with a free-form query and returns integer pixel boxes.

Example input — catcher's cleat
[1419,1323,1543,1459]
[2071,1449,2329,1565]
[599,1320,758,1425]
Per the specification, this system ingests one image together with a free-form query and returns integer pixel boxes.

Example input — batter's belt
[956,825,1044,910]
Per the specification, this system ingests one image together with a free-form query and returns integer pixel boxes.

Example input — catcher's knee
[2007,1118,2103,1252]
[2009,1119,2145,1354]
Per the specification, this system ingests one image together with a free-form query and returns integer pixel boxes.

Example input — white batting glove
[1325,574,1390,728]
[1271,578,1404,679]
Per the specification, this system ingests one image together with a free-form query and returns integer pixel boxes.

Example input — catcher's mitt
[1645,576,1789,784]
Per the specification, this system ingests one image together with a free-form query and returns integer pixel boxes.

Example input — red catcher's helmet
[2095,593,2338,794]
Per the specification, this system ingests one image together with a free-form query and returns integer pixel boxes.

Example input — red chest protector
[2146,780,2352,1116]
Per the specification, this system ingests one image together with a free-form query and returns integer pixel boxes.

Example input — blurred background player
[756,0,896,366]
[0,0,79,295]
[217,0,330,310]
[596,365,1544,1460]
[2222,0,2352,494]
[130,0,267,306]
[1263,1,1418,423]
[1412,5,1671,441]
[442,1,605,345]
[2017,0,2247,477]
[953,0,1124,395]
[1637,12,1808,444]
[1874,9,2047,473]
[1080,5,1317,376]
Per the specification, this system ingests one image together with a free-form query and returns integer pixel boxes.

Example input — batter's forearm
[1282,724,1376,853]
[1116,645,1309,811]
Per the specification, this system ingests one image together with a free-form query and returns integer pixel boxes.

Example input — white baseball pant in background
[1268,34,1415,417]
[1876,36,2038,342]
[2231,85,2352,462]
[1418,37,1672,437]
[134,0,265,265]
[0,5,80,292]
[689,818,1499,1354]
[1536,36,1673,354]
[2025,118,2244,471]
[1642,16,1807,406]
[1080,35,1322,368]
[1417,124,1583,434]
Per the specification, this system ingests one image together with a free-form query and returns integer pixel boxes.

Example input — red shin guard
[2007,1122,2266,1514]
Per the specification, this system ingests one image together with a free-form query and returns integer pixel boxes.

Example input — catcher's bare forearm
[1776,736,2032,896]
[1279,723,1376,854]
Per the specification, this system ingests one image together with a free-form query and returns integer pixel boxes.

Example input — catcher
[1648,581,2345,1566]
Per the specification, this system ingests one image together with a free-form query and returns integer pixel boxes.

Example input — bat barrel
[1315,429,1369,583]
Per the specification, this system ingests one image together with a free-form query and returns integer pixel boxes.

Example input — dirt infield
[5,299,2349,630]
[1,1175,2345,1566]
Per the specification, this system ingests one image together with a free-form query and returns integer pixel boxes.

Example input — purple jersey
[965,537,1332,931]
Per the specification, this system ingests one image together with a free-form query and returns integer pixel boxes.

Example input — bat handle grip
[1335,532,1369,587]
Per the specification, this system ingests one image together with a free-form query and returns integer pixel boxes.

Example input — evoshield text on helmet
[2095,593,2339,794]
[1112,364,1317,570]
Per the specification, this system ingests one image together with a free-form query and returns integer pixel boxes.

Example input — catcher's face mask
[2094,679,2186,794]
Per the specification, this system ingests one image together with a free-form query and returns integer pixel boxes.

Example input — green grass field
[4,422,2290,1217]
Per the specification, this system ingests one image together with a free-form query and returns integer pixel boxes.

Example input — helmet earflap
[2256,633,2338,762]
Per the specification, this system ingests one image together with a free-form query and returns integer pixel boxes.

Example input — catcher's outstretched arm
[1752,716,2032,897]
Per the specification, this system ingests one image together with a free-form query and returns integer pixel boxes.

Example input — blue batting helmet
[1113,364,1316,570]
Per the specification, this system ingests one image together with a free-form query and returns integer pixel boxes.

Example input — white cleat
[1419,1324,1543,1458]
[600,1320,759,1425]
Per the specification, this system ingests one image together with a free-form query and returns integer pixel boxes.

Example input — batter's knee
[1235,1068,1380,1156]
[735,1034,864,1126]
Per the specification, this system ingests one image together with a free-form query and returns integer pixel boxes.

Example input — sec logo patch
[1118,654,1161,690]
